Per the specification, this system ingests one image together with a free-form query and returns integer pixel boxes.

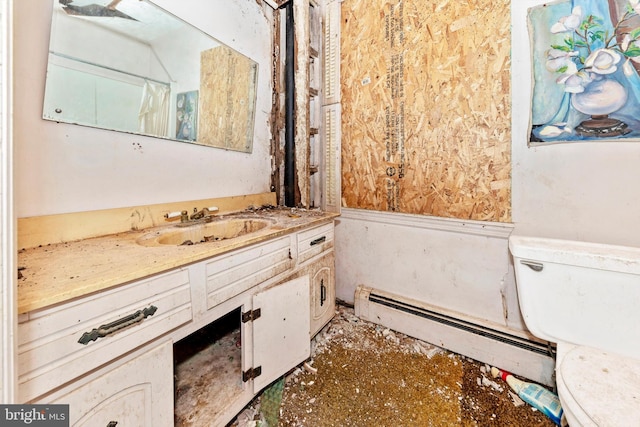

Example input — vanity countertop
[17,207,339,315]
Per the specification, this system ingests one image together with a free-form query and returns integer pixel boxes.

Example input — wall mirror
[43,0,258,152]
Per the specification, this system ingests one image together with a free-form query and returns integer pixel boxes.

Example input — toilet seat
[556,344,640,427]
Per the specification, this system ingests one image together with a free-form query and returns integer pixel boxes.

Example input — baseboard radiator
[354,285,556,387]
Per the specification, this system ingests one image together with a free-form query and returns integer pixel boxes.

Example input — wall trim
[339,208,514,239]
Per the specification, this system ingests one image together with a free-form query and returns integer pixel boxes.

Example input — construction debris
[231,305,555,426]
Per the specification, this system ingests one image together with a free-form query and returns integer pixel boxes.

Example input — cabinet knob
[107,422,118,427]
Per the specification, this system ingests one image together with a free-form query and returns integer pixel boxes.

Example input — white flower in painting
[539,124,572,137]
[630,0,640,15]
[584,48,622,74]
[546,48,580,72]
[556,67,592,93]
[550,6,583,34]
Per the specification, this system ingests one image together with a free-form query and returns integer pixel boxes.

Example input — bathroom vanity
[16,204,337,426]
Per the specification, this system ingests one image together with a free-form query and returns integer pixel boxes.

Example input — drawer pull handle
[107,422,118,427]
[320,279,326,306]
[310,236,326,246]
[78,305,158,345]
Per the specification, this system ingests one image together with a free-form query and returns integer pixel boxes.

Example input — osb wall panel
[200,45,256,152]
[341,0,511,222]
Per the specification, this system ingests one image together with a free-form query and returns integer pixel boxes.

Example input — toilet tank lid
[509,235,640,275]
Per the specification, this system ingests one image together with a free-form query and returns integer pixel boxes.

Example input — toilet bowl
[509,235,640,427]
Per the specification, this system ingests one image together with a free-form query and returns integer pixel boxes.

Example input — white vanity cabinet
[17,217,336,427]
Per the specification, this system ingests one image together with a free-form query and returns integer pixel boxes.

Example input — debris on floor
[491,366,563,426]
[231,304,556,427]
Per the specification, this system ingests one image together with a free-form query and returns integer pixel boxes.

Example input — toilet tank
[509,235,640,360]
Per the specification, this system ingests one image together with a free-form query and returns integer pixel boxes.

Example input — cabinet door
[48,340,173,427]
[252,276,310,391]
[310,252,335,337]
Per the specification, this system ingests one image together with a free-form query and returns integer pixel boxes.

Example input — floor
[231,304,557,427]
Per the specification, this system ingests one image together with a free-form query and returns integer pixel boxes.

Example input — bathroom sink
[137,218,273,246]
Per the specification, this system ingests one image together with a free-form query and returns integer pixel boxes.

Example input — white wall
[13,0,275,217]
[511,0,640,247]
[335,209,526,332]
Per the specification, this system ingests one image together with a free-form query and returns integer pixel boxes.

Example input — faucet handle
[189,206,219,221]
[165,210,189,222]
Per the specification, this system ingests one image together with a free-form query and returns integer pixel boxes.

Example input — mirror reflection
[43,0,258,152]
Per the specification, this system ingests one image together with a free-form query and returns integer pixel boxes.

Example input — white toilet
[509,235,640,427]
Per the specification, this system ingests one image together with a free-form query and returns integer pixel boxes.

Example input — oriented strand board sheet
[199,45,257,152]
[341,0,511,222]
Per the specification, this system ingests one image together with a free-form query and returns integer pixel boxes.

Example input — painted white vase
[571,76,629,137]
[572,76,627,116]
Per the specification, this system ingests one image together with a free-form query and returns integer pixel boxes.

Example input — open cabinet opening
[174,307,243,425]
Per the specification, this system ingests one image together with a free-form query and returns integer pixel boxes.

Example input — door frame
[1,0,16,403]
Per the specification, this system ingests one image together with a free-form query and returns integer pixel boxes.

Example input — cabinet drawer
[206,236,292,309]
[297,222,334,265]
[18,268,192,402]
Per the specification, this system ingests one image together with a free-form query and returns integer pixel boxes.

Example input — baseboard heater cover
[368,292,550,355]
[354,285,556,387]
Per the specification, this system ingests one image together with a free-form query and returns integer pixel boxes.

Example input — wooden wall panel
[341,0,511,222]
[199,45,257,152]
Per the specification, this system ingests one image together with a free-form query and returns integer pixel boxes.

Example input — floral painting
[529,0,640,143]
[176,91,198,142]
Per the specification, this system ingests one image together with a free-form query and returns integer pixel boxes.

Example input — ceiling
[54,0,187,44]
